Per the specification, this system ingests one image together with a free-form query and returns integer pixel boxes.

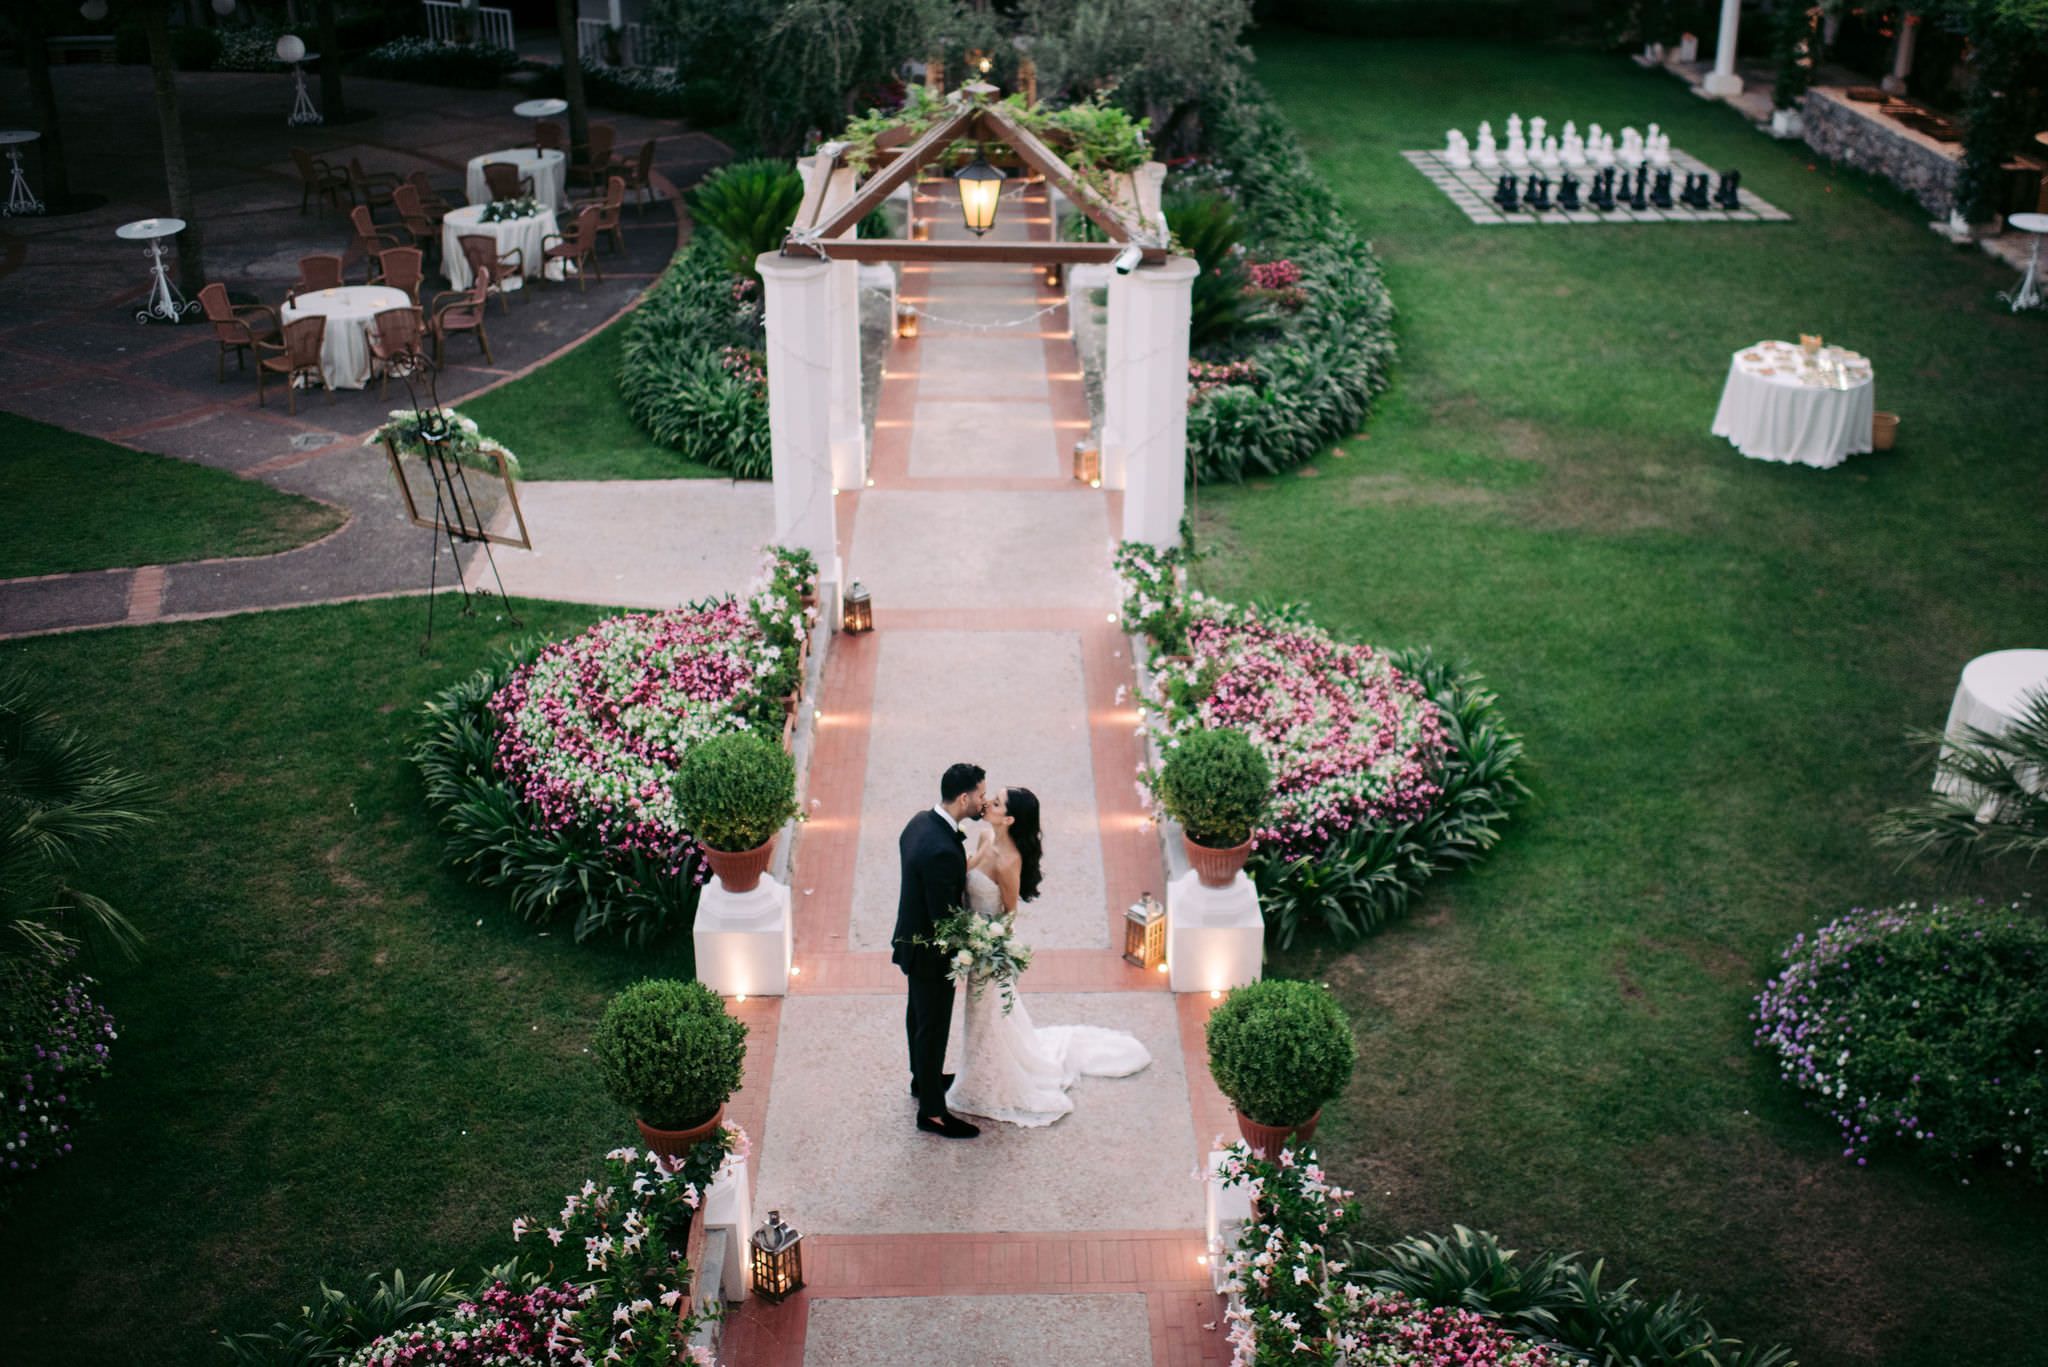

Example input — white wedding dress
[945,868,1152,1127]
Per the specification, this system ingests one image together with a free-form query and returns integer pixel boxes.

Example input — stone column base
[1167,869,1262,995]
[693,877,792,997]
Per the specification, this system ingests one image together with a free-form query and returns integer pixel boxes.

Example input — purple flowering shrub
[0,964,117,1182]
[1755,898,2047,1181]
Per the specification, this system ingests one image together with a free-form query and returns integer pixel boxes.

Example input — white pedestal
[1167,868,1262,995]
[758,252,844,592]
[693,876,792,997]
[701,1156,755,1302]
[1104,256,1197,550]
[1204,1148,1253,1295]
[1703,70,1745,96]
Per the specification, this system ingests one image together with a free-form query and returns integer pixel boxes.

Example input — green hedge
[1185,79,1399,482]
[356,36,520,89]
[618,238,770,479]
[1263,0,1585,39]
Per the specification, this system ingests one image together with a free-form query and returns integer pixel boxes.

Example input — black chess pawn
[1589,167,1616,212]
[1526,174,1552,212]
[1627,166,1648,211]
[1557,172,1582,212]
[1494,172,1520,212]
[1649,168,1673,209]
[1676,172,1700,209]
[1715,169,1742,210]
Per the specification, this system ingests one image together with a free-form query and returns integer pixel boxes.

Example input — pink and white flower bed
[1146,600,1448,862]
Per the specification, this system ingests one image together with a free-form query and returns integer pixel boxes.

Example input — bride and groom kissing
[892,762,1151,1139]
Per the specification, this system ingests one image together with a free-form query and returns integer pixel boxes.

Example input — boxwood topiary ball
[1205,977,1356,1127]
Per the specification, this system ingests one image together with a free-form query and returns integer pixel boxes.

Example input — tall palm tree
[1873,690,2048,877]
[0,668,151,971]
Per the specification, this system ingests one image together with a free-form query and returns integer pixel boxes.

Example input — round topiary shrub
[676,731,799,854]
[1205,978,1357,1127]
[1157,726,1272,848]
[592,979,748,1131]
[1755,898,2047,1181]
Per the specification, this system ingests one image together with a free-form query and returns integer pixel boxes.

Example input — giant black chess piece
[1557,171,1582,212]
[1494,172,1520,212]
[1525,173,1552,212]
[1715,169,1742,210]
[1649,167,1674,209]
[1588,167,1616,212]
[1679,171,1710,210]
[1627,165,1648,211]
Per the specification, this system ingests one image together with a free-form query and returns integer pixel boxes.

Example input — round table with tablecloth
[465,147,567,212]
[440,202,571,291]
[1710,339,1875,469]
[1934,649,2048,818]
[279,284,413,390]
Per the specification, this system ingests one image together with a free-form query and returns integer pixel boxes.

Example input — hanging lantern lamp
[953,156,1006,237]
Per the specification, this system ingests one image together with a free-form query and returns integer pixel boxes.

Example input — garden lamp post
[953,155,1005,236]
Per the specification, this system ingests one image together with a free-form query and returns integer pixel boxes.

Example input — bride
[946,786,1151,1127]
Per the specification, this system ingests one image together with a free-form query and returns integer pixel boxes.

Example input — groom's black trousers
[905,973,956,1112]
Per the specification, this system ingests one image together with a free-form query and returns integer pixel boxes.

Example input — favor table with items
[1935,648,2048,819]
[279,285,415,390]
[441,203,572,291]
[465,147,567,211]
[1710,339,1875,469]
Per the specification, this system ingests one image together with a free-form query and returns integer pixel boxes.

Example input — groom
[893,762,986,1139]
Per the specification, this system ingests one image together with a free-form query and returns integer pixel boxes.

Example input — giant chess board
[1403,150,1792,226]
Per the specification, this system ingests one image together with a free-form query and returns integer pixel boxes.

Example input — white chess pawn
[1619,127,1644,165]
[1649,130,1671,167]
[1561,126,1586,167]
[1587,122,1605,155]
[1505,121,1530,169]
[1536,135,1559,169]
[1444,128,1472,169]
[1529,116,1548,150]
[1474,121,1499,170]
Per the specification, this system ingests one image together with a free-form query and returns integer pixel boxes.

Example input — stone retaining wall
[1801,87,1961,218]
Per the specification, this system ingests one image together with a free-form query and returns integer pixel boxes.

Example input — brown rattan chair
[255,313,329,414]
[429,279,493,367]
[366,305,432,398]
[458,233,522,315]
[535,120,565,152]
[197,283,280,382]
[481,160,535,202]
[371,245,426,303]
[291,147,349,215]
[290,253,346,299]
[540,206,604,292]
[610,138,657,215]
[406,171,454,222]
[575,174,625,254]
[350,203,410,282]
[348,157,402,216]
[569,123,615,192]
[392,184,443,250]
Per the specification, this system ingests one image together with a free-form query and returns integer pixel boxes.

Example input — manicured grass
[0,599,695,1366]
[458,311,724,481]
[1222,34,2048,1367]
[0,413,344,579]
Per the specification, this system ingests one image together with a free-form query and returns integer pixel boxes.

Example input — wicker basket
[1873,412,1900,451]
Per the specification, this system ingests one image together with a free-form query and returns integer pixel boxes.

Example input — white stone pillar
[606,0,621,30]
[1703,0,1744,97]
[1883,14,1919,95]
[1106,255,1196,549]
[826,259,865,492]
[756,252,842,595]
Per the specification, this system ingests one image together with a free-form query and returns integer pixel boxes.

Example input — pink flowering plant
[1113,540,1193,655]
[0,964,117,1181]
[337,1282,593,1367]
[1189,358,1264,406]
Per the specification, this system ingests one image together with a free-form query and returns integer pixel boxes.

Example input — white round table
[279,284,413,390]
[1710,339,1875,469]
[1,130,43,217]
[1999,212,2048,312]
[1936,649,2048,817]
[117,217,197,324]
[465,147,567,211]
[441,202,567,291]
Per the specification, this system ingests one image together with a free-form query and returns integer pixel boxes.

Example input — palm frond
[1873,686,2048,876]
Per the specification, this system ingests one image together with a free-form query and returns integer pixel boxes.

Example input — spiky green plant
[686,158,807,281]
[1872,688,2048,877]
[1165,189,1263,352]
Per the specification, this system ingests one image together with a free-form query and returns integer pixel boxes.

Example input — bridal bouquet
[930,907,1033,1015]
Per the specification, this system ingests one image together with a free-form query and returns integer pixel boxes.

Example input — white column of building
[1703,0,1745,96]
[1099,266,1132,493]
[1883,14,1920,95]
[1110,255,1197,549]
[756,252,843,601]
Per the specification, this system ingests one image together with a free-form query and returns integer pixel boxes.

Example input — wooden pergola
[781,88,1170,267]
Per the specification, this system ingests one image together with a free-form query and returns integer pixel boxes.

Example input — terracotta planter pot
[1872,411,1899,451]
[703,837,776,894]
[635,1102,725,1162]
[1184,834,1252,889]
[1236,1107,1320,1161]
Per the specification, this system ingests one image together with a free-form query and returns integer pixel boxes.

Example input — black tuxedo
[894,808,966,1111]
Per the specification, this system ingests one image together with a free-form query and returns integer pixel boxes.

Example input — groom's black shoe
[916,1111,981,1139]
[910,1072,955,1098]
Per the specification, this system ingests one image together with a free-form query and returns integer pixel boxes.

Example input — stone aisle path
[721,186,1232,1366]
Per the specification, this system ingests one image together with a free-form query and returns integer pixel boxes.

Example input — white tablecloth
[1710,340,1875,469]
[279,285,413,390]
[442,203,566,291]
[1936,648,2048,816]
[465,147,567,211]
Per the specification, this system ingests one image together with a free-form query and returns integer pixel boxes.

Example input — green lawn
[0,414,344,579]
[459,312,723,481]
[1222,34,2048,1367]
[0,599,695,1366]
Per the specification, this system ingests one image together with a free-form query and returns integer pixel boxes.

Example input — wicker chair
[569,123,616,192]
[576,175,626,254]
[535,120,565,152]
[610,138,657,214]
[290,147,349,215]
[392,184,443,252]
[197,283,279,382]
[481,161,535,202]
[366,306,432,399]
[372,246,426,303]
[255,314,329,414]
[406,171,454,222]
[429,279,493,367]
[349,204,409,282]
[348,157,402,216]
[541,206,604,292]
[458,233,522,315]
[290,253,346,299]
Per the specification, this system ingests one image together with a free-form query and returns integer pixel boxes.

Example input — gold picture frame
[382,435,533,551]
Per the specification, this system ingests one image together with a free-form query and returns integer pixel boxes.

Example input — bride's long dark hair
[1006,787,1043,902]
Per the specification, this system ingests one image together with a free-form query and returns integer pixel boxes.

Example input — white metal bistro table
[441,202,572,291]
[1935,648,2048,818]
[279,284,413,390]
[1998,212,2048,312]
[465,146,567,211]
[116,217,199,324]
[0,130,43,217]
[511,97,568,148]
[1709,339,1875,469]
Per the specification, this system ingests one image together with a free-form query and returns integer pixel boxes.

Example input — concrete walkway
[721,187,1231,1367]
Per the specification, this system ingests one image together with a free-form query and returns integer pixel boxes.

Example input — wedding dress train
[945,869,1151,1127]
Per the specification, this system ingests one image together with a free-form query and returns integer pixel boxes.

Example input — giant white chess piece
[1619,126,1644,166]
[1529,116,1547,152]
[1444,128,1473,169]
[1646,123,1669,167]
[1505,113,1529,169]
[1561,121,1586,168]
[1474,120,1499,170]
[1535,135,1559,169]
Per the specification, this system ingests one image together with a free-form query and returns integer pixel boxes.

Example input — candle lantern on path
[841,581,874,634]
[749,1210,805,1301]
[1072,438,1102,487]
[895,303,919,339]
[1124,891,1165,970]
